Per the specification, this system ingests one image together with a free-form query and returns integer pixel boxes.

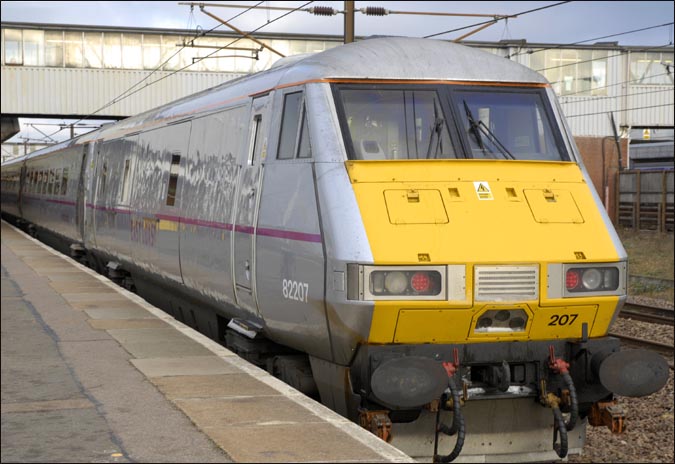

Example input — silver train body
[2,38,668,462]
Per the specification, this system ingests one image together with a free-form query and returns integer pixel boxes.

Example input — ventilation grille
[475,265,539,302]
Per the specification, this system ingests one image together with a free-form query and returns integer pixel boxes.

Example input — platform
[1,220,414,463]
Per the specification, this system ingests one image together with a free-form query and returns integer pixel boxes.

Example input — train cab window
[277,91,311,160]
[335,87,456,160]
[166,154,181,206]
[297,110,312,159]
[452,89,566,161]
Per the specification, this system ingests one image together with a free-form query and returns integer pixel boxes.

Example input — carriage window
[61,167,69,195]
[248,115,262,166]
[98,162,108,197]
[53,168,62,195]
[47,169,55,195]
[336,88,456,160]
[120,159,131,203]
[453,89,566,161]
[166,154,181,206]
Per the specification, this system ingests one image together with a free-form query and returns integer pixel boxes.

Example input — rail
[619,302,674,326]
[608,332,674,370]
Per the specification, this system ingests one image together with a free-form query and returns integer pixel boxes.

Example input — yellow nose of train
[346,159,624,345]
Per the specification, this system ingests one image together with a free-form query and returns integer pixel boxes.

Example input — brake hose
[561,371,579,431]
[552,406,569,458]
[433,376,466,463]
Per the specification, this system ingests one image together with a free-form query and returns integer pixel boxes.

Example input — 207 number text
[548,314,579,326]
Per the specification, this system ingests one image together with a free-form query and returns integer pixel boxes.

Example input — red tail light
[566,270,580,290]
[410,272,431,292]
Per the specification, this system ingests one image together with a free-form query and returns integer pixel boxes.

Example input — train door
[76,143,89,242]
[82,142,98,248]
[18,164,26,217]
[232,94,271,316]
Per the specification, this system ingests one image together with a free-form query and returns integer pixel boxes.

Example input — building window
[23,30,44,66]
[84,32,103,68]
[64,31,83,67]
[45,31,64,67]
[630,52,675,85]
[122,33,142,69]
[4,29,22,65]
[143,34,162,69]
[531,48,608,96]
[103,33,122,68]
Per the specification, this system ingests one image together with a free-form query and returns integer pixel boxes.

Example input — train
[1,37,668,462]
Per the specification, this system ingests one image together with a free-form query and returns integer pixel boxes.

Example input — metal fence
[617,169,674,232]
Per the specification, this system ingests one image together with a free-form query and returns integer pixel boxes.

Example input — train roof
[278,36,547,84]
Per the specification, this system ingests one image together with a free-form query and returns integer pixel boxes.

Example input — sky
[1,1,674,147]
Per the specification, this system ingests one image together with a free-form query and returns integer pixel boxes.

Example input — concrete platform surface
[1,220,413,463]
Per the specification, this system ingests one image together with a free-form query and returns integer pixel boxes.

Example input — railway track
[609,332,674,357]
[619,302,674,326]
[629,275,675,290]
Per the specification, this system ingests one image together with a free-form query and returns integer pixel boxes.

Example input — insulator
[308,6,337,16]
[361,6,388,16]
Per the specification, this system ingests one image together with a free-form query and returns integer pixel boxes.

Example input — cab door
[232,94,271,316]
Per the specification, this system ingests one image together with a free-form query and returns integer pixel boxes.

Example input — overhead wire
[506,21,674,59]
[18,2,674,142]
[71,1,266,128]
[534,42,674,75]
[564,102,673,118]
[85,1,314,117]
[559,87,674,106]
[560,71,672,97]
[423,1,573,39]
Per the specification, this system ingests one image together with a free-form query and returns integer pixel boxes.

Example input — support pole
[344,1,355,44]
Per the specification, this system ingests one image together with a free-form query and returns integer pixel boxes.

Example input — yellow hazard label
[473,181,493,200]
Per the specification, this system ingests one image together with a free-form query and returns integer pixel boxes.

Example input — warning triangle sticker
[473,181,494,200]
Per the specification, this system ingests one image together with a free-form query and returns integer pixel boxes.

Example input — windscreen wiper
[426,118,445,159]
[425,100,445,159]
[462,101,515,160]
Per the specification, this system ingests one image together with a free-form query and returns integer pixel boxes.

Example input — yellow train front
[308,38,668,462]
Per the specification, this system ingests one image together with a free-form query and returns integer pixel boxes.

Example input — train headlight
[566,267,619,292]
[371,270,441,296]
[383,271,409,294]
[348,265,464,301]
[581,268,603,290]
[549,262,626,298]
